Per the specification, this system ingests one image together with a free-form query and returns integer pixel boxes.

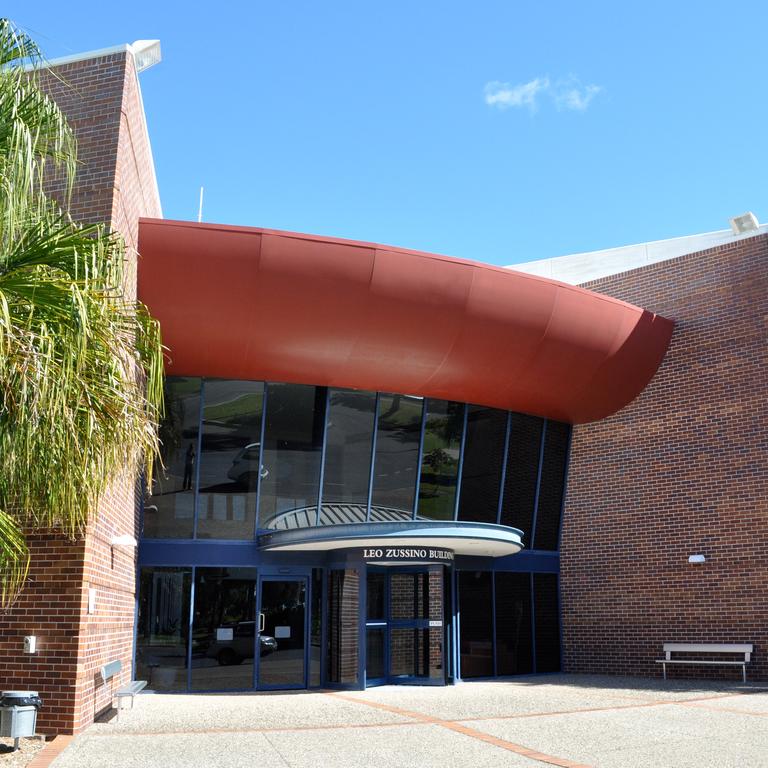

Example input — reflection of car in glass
[226,443,268,488]
[205,622,278,666]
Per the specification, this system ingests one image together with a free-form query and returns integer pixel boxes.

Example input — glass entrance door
[366,567,445,686]
[257,577,308,689]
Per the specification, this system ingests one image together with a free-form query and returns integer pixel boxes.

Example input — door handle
[259,613,265,632]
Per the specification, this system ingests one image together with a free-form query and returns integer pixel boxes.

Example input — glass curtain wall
[146,378,571,546]
[144,379,201,538]
[495,572,533,675]
[370,394,423,519]
[320,389,376,523]
[136,567,192,690]
[197,380,264,539]
[259,383,327,529]
[418,400,463,520]
[457,407,507,524]
[459,571,561,679]
[533,422,570,550]
[500,414,543,546]
[457,571,494,677]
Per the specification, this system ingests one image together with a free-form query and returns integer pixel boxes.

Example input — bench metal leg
[662,663,667,680]
[742,665,746,683]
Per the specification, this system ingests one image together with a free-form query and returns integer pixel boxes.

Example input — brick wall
[561,233,768,681]
[0,50,161,734]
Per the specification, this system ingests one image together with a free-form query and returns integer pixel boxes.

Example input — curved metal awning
[259,520,524,558]
[138,218,674,424]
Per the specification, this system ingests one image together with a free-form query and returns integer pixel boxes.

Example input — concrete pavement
[48,675,768,768]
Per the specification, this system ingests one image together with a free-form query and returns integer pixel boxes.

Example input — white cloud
[553,79,602,111]
[484,75,602,113]
[484,78,550,111]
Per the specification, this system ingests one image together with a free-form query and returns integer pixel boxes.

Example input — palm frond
[0,19,164,608]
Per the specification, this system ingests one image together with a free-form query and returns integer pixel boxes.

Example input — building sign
[361,547,454,564]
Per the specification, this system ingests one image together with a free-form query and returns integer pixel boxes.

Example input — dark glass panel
[137,567,192,691]
[458,571,493,678]
[310,568,323,687]
[389,572,437,621]
[534,573,561,672]
[390,572,417,620]
[197,380,264,540]
[366,628,386,680]
[458,407,507,523]
[190,567,257,690]
[259,383,327,529]
[495,572,533,675]
[418,400,463,520]
[320,389,376,524]
[534,421,571,551]
[327,570,359,684]
[390,628,417,678]
[500,414,544,545]
[258,579,307,687]
[366,572,386,620]
[144,378,201,538]
[424,627,444,679]
[370,394,422,518]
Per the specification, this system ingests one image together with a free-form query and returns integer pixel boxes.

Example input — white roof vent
[130,40,161,73]
[729,211,760,236]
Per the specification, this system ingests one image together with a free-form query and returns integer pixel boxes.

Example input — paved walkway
[46,675,768,768]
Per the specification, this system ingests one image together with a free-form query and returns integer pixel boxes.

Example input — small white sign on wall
[274,626,291,639]
[216,627,234,641]
[88,587,97,615]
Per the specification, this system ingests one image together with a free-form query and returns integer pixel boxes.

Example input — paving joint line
[326,693,593,768]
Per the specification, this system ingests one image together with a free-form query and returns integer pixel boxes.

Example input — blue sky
[7,2,768,265]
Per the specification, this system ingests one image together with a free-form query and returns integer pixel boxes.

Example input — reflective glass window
[457,406,507,524]
[136,567,192,691]
[144,378,201,538]
[190,568,258,690]
[534,573,561,672]
[495,572,533,675]
[370,394,423,519]
[259,383,327,529]
[533,421,570,551]
[458,571,493,678]
[197,380,264,539]
[417,400,463,520]
[310,568,323,687]
[327,569,359,684]
[500,414,543,545]
[320,389,376,524]
[366,572,386,621]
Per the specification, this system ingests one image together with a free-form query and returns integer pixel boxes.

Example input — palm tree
[0,19,164,606]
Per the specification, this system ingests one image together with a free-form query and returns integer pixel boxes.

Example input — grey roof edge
[509,223,768,286]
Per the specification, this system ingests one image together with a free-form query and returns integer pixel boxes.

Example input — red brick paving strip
[327,693,593,768]
[25,736,74,768]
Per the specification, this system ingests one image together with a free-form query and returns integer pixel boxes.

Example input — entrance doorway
[257,577,308,689]
[365,567,446,686]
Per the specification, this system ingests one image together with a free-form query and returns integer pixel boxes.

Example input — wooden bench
[656,643,753,682]
[101,660,147,721]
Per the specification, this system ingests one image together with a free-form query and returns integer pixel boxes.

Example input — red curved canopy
[137,218,673,424]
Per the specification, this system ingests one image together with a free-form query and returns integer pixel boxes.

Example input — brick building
[0,40,763,736]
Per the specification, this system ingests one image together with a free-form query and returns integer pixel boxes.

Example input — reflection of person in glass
[183,443,195,490]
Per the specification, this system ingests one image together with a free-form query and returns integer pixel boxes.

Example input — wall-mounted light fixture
[688,554,706,564]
